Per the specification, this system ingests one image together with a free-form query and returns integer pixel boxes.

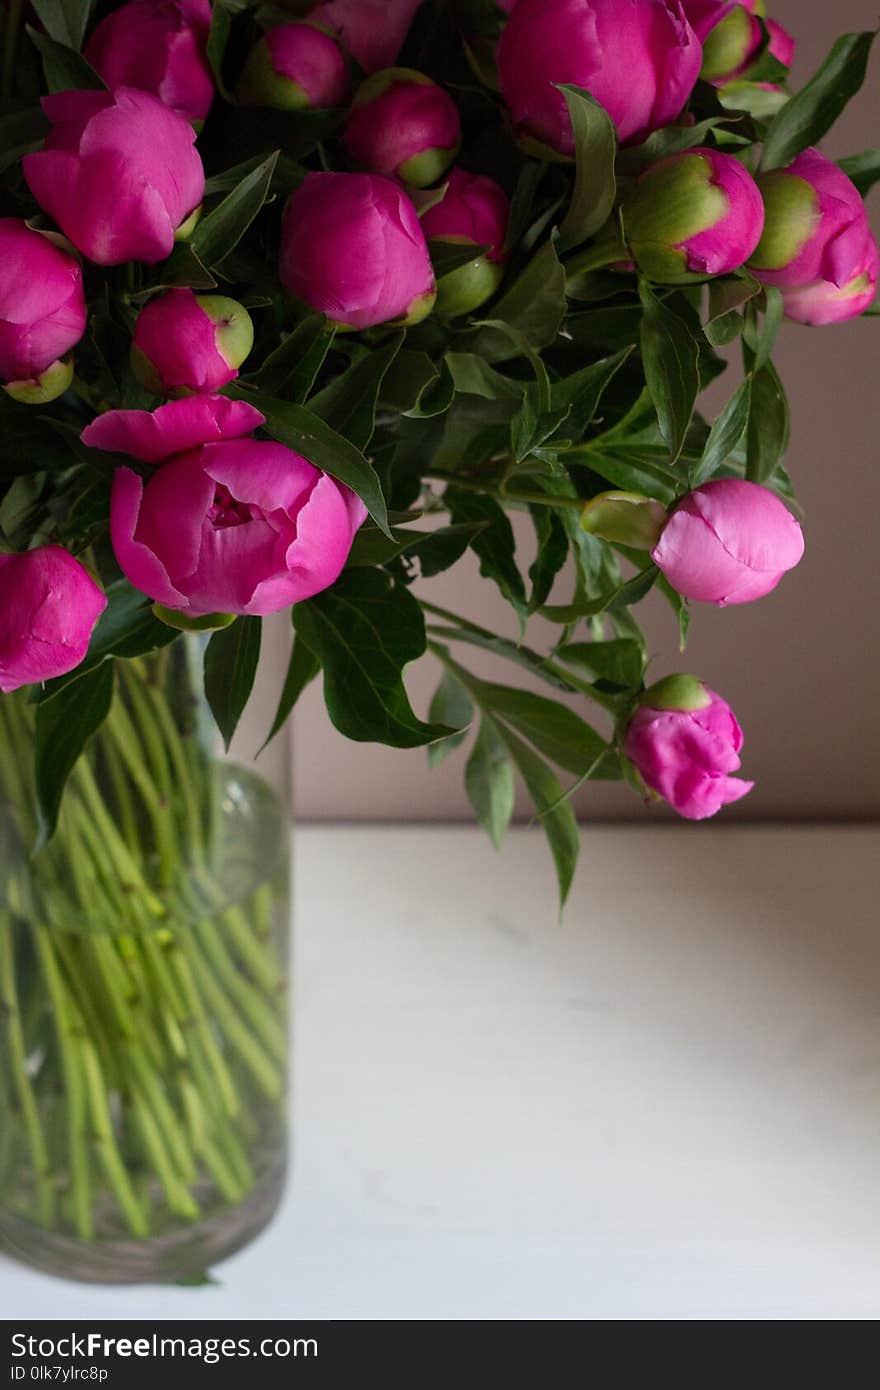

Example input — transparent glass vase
[0,636,291,1284]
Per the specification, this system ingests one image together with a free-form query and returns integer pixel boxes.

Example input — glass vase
[0,637,291,1284]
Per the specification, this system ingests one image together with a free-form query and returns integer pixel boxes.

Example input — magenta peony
[131,289,254,396]
[420,167,510,261]
[23,88,205,266]
[344,68,461,188]
[307,0,423,73]
[84,0,214,125]
[279,172,436,330]
[237,22,351,110]
[624,675,754,819]
[81,396,367,618]
[682,0,794,83]
[0,547,107,693]
[0,218,86,403]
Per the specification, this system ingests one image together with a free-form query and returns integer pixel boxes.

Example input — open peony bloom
[749,148,879,325]
[497,0,702,155]
[23,88,205,266]
[0,547,107,693]
[345,68,461,188]
[131,289,254,396]
[622,147,764,282]
[0,218,86,403]
[237,22,351,111]
[84,0,214,125]
[624,675,754,819]
[81,396,367,618]
[652,478,804,605]
[307,0,424,73]
[279,172,436,330]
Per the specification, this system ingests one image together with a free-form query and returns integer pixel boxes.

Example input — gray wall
[290,0,880,822]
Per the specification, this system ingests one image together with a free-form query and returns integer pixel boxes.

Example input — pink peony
[23,88,205,266]
[344,69,461,188]
[497,0,702,154]
[84,0,214,124]
[652,479,804,605]
[81,396,367,618]
[624,676,754,819]
[237,22,351,110]
[279,172,436,330]
[0,218,86,399]
[420,168,510,263]
[131,289,254,396]
[0,547,107,693]
[307,0,424,73]
[682,2,794,84]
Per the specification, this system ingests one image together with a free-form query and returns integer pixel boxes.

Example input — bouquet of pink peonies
[0,0,876,1282]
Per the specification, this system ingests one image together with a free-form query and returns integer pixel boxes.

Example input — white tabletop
[2,825,879,1321]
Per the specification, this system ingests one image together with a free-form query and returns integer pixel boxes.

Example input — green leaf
[429,240,491,278]
[528,506,568,611]
[34,662,114,849]
[444,353,526,400]
[381,351,445,416]
[308,334,403,451]
[134,244,217,299]
[540,562,659,622]
[557,85,617,251]
[206,0,237,99]
[690,377,752,487]
[27,26,105,91]
[226,384,391,537]
[472,681,609,777]
[204,617,262,752]
[468,240,566,362]
[428,671,473,768]
[705,272,761,348]
[292,570,455,748]
[618,115,742,173]
[746,362,789,482]
[346,521,480,573]
[261,634,320,752]
[494,725,579,908]
[638,279,701,463]
[544,348,633,440]
[249,316,335,398]
[191,152,279,268]
[445,490,527,618]
[554,639,644,689]
[837,149,880,197]
[30,0,94,50]
[465,718,515,849]
[761,31,878,171]
[743,288,783,373]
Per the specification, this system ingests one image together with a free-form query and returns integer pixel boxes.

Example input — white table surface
[2,825,879,1321]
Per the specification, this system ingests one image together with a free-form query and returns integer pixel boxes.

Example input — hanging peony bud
[344,69,461,188]
[623,675,754,819]
[131,289,254,397]
[652,479,804,605]
[497,0,702,156]
[749,148,879,325]
[84,0,214,125]
[621,148,765,282]
[306,0,424,74]
[279,172,436,330]
[420,167,510,315]
[0,219,86,405]
[81,396,367,618]
[236,22,351,110]
[0,547,107,693]
[23,89,205,266]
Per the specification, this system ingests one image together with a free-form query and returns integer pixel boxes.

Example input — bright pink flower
[84,0,214,124]
[279,172,436,330]
[23,88,205,266]
[238,22,351,110]
[624,677,754,819]
[81,396,367,618]
[132,289,254,395]
[681,2,794,83]
[652,479,804,605]
[497,0,702,154]
[750,148,879,325]
[307,0,424,73]
[0,218,86,389]
[0,547,107,693]
[344,70,461,188]
[765,18,794,69]
[420,168,510,263]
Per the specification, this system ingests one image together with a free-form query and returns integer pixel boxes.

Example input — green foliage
[761,31,878,171]
[204,618,263,752]
[34,664,114,848]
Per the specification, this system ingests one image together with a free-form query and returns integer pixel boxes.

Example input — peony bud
[131,289,254,396]
[497,0,702,156]
[306,0,424,74]
[344,69,461,188]
[0,218,86,404]
[652,478,804,605]
[279,172,436,330]
[624,676,754,819]
[236,22,350,111]
[0,547,107,693]
[749,149,879,325]
[81,395,367,618]
[84,0,214,125]
[23,88,205,267]
[622,147,765,282]
[682,1,794,85]
[421,168,510,315]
